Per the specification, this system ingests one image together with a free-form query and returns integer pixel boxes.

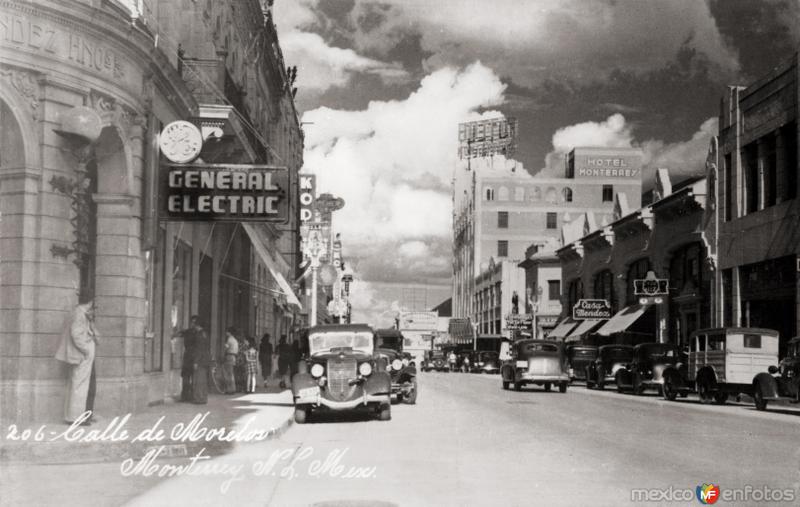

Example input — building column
[731,267,742,327]
[757,138,766,211]
[775,129,786,203]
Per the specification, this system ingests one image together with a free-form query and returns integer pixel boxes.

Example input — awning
[446,319,474,344]
[564,319,603,342]
[242,223,303,310]
[595,305,646,336]
[547,317,578,339]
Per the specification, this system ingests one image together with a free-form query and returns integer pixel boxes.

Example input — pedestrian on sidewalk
[448,350,457,372]
[245,338,258,393]
[54,296,99,426]
[259,332,273,387]
[235,331,248,393]
[191,320,210,404]
[290,337,302,377]
[176,315,200,402]
[223,327,239,394]
[277,335,291,389]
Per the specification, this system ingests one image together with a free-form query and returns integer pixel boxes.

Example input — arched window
[562,187,573,203]
[485,187,494,201]
[514,186,525,201]
[498,186,509,201]
[593,270,615,311]
[626,258,651,304]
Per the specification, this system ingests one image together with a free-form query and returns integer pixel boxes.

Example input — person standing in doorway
[177,315,200,402]
[191,319,210,404]
[277,335,291,389]
[55,297,99,425]
[259,333,273,387]
[223,327,239,394]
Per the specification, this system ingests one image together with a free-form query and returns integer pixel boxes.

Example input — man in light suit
[55,297,98,425]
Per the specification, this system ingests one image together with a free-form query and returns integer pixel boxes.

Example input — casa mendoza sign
[160,164,289,222]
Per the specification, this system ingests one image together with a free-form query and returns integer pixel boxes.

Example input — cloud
[641,117,718,188]
[301,62,505,316]
[280,31,409,92]
[303,0,740,87]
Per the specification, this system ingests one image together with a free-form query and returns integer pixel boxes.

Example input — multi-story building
[556,170,711,346]
[518,246,563,337]
[0,0,303,421]
[473,259,526,336]
[713,53,800,357]
[452,144,643,325]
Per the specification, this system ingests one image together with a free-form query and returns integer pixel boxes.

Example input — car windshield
[309,331,373,355]
[639,344,679,360]
[601,347,632,361]
[519,342,559,356]
[375,335,402,351]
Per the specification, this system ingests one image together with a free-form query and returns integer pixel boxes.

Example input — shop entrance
[740,256,797,358]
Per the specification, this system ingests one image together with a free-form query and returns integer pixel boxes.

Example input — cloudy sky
[273,0,800,326]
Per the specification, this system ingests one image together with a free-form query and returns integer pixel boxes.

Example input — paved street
[4,372,800,506]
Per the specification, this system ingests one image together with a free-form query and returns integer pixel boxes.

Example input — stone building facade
[0,0,303,422]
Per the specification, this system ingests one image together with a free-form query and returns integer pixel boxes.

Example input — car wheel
[596,370,605,390]
[697,377,714,404]
[502,380,509,390]
[544,382,552,392]
[294,406,308,424]
[378,404,391,421]
[402,378,418,405]
[754,383,768,411]
[559,383,568,393]
[713,392,729,405]
[662,374,678,401]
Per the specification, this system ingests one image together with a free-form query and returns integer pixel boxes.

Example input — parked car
[470,350,501,374]
[615,342,684,395]
[585,344,633,390]
[291,324,392,423]
[374,328,417,404]
[565,344,597,381]
[675,327,780,405]
[422,350,448,372]
[500,339,570,392]
[752,336,800,411]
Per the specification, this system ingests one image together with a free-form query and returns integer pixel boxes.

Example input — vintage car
[565,344,598,381]
[374,328,417,404]
[500,339,570,392]
[422,350,448,372]
[615,342,684,395]
[752,336,800,410]
[585,344,634,390]
[664,327,780,405]
[470,350,501,374]
[291,324,392,423]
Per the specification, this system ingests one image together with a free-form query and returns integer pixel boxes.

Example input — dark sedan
[585,344,634,390]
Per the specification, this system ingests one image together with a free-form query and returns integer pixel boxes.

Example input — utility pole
[304,227,325,326]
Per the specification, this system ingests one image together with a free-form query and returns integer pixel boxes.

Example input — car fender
[696,366,718,387]
[364,371,391,395]
[753,372,779,399]
[291,372,316,397]
[616,367,632,385]
[398,370,416,384]
[401,365,417,377]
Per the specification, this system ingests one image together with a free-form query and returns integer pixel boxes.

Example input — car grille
[327,357,357,401]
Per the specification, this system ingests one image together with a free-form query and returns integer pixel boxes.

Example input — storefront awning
[595,305,646,337]
[564,319,603,342]
[548,317,578,339]
[242,223,302,310]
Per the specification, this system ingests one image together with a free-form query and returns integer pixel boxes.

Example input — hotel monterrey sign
[160,164,289,222]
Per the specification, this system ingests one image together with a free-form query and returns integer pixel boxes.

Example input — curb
[0,411,295,466]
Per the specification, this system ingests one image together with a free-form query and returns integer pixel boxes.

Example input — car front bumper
[519,373,570,383]
[295,391,390,409]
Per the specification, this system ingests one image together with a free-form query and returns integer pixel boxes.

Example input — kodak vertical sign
[300,174,316,222]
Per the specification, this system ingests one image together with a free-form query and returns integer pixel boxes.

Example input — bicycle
[209,357,227,394]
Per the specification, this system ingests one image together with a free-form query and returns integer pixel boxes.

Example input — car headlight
[392,359,403,371]
[402,358,410,366]
[310,363,324,378]
[359,362,373,376]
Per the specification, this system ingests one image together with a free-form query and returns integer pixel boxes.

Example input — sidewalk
[0,386,295,465]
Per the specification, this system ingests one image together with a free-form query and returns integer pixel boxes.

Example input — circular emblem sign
[159,121,203,163]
